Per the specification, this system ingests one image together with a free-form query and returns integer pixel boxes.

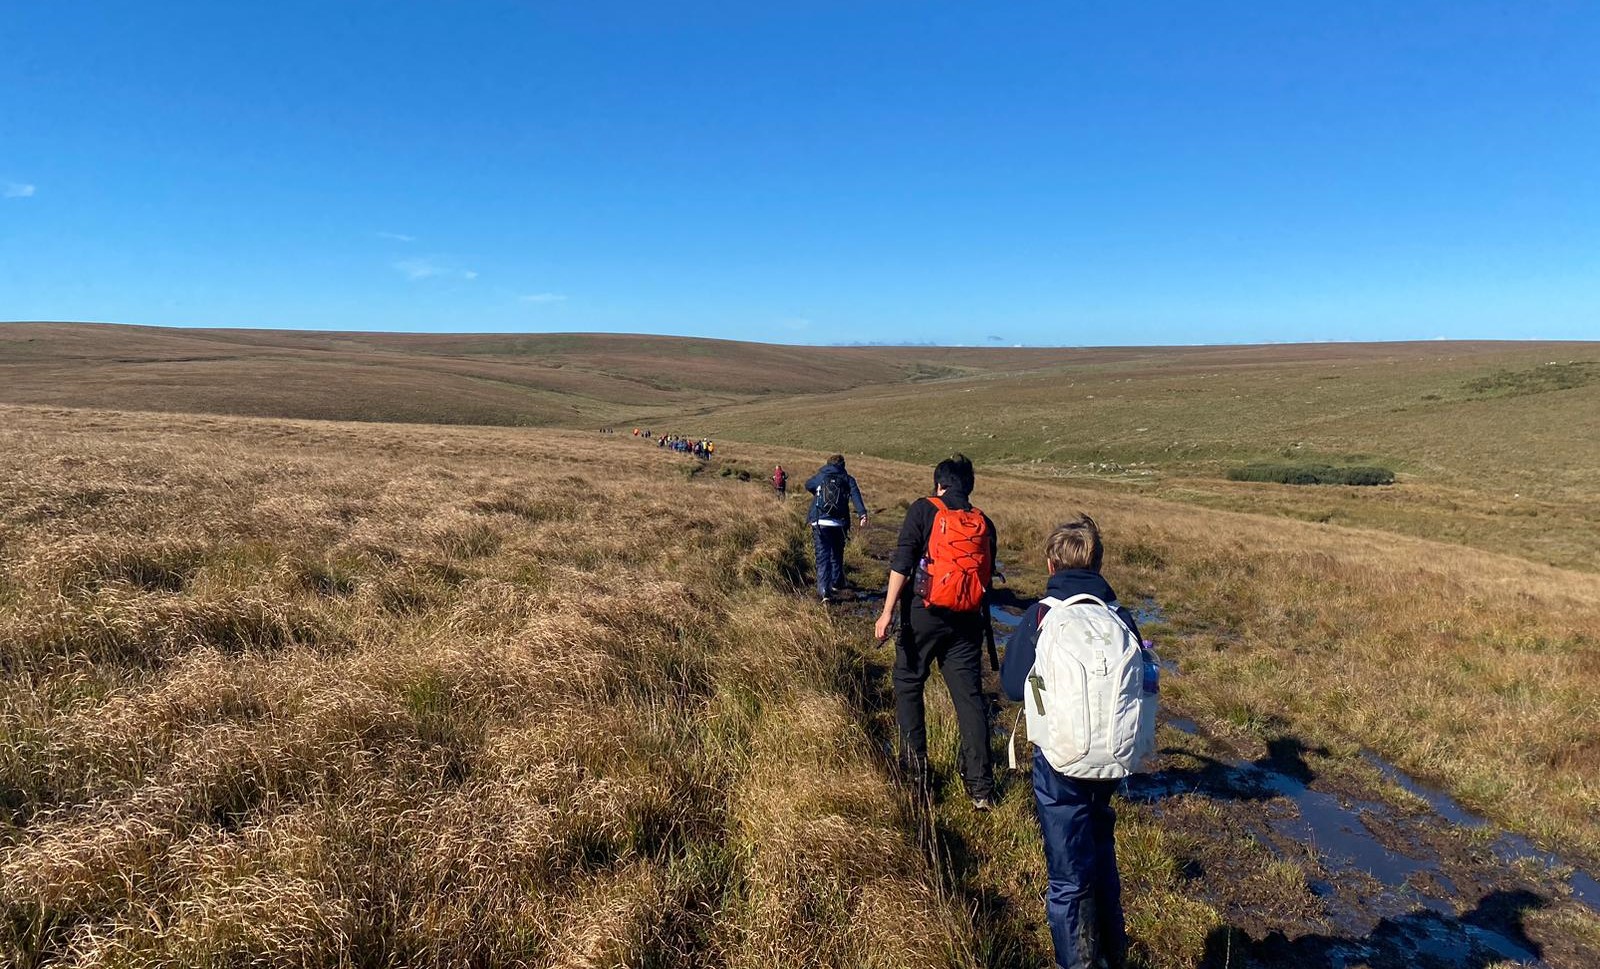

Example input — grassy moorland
[0,407,981,968]
[4,325,1600,966]
[6,402,1597,968]
[695,341,1600,571]
[724,445,1600,968]
[0,322,1078,429]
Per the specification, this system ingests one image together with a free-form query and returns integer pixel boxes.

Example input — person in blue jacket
[804,455,868,602]
[1000,513,1141,969]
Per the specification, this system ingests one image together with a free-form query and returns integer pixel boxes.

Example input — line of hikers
[800,452,1156,969]
[629,428,717,458]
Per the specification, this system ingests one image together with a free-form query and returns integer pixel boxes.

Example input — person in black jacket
[999,513,1139,969]
[873,454,997,809]
[804,455,868,602]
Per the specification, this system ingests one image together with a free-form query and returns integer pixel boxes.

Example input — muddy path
[819,516,1600,969]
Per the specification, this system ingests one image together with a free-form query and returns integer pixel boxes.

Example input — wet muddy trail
[822,519,1600,969]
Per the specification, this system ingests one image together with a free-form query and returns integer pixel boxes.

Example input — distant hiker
[805,455,868,603]
[999,514,1156,969]
[872,454,997,809]
[773,465,788,499]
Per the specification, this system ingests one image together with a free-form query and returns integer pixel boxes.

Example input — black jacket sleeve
[889,499,931,576]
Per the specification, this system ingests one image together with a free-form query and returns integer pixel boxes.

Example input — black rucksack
[818,473,848,519]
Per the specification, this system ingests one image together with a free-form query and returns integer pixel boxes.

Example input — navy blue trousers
[1033,752,1127,969]
[811,525,846,596]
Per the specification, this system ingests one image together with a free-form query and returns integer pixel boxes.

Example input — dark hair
[827,454,846,468]
[933,453,975,493]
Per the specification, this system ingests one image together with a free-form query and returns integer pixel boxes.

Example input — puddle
[1361,750,1482,829]
[1260,769,1444,893]
[1363,750,1600,910]
[1130,596,1167,627]
[988,603,1023,632]
[1386,914,1544,968]
[1167,716,1199,735]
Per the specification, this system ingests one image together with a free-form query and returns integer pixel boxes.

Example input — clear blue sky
[3,1,1597,345]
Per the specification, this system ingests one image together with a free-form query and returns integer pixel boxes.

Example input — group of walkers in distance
[625,427,717,458]
[797,452,1153,969]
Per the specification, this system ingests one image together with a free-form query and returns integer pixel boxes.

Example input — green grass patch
[1464,361,1597,399]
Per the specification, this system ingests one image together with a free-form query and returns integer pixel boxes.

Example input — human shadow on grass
[1197,888,1547,969]
[1124,735,1331,805]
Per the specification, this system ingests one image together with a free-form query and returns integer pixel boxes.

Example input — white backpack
[1008,594,1158,779]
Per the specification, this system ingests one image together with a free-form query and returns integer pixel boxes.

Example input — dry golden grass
[7,403,1599,968]
[0,406,970,968]
[810,449,1600,856]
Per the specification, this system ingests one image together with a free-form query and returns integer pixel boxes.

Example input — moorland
[3,321,1598,968]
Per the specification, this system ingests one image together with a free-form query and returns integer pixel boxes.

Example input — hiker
[805,455,868,603]
[999,514,1154,969]
[773,465,788,500]
[873,454,997,810]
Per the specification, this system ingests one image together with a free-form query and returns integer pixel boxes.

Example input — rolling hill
[4,321,1596,569]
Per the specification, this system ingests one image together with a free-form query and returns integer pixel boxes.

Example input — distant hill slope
[0,321,1090,426]
[3,322,1595,569]
[690,338,1600,570]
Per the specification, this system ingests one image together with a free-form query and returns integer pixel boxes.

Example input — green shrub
[1226,463,1395,486]
[1463,362,1596,399]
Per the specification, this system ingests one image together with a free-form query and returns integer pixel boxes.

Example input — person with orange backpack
[874,453,997,810]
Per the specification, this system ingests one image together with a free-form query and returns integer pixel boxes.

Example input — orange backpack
[920,496,993,612]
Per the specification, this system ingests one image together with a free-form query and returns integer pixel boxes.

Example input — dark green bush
[1227,463,1395,486]
[1463,362,1596,399]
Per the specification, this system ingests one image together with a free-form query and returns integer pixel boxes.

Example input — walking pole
[983,590,1000,672]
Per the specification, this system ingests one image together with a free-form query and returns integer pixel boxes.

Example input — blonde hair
[1046,514,1103,572]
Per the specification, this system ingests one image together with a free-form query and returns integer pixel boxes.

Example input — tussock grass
[0,406,980,968]
[805,450,1600,858]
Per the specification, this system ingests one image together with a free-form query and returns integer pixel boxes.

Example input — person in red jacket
[773,465,788,499]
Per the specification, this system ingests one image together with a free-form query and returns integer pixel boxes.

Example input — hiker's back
[811,469,849,521]
[1025,594,1156,780]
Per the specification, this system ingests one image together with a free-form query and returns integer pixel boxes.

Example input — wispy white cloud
[520,292,568,303]
[3,182,36,198]
[376,231,415,242]
[394,258,477,281]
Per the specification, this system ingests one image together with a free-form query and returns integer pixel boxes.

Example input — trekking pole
[983,591,1000,672]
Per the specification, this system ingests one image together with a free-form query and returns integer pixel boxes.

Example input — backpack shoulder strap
[1035,595,1064,628]
[1057,593,1109,609]
[1055,593,1140,639]
[926,495,947,513]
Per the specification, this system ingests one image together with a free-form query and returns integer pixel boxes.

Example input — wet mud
[1127,702,1599,967]
[826,523,1600,968]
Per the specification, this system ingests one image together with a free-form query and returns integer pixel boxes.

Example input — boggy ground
[5,405,1599,968]
[815,486,1600,969]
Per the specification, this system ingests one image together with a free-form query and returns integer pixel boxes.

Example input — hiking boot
[970,796,994,813]
[819,593,833,605]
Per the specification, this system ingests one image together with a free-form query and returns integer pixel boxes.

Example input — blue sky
[3,1,1597,345]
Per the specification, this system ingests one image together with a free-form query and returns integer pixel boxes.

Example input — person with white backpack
[999,514,1158,969]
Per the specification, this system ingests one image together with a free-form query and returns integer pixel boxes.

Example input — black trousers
[894,604,995,798]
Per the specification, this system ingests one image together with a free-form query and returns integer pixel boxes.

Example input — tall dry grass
[0,406,972,968]
[795,447,1600,858]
